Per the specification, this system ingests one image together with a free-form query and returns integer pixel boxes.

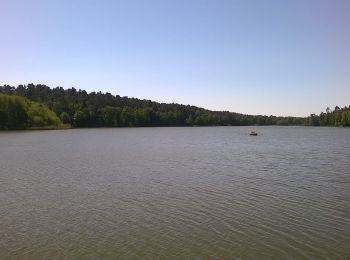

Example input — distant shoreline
[1,125,348,132]
[1,84,349,130]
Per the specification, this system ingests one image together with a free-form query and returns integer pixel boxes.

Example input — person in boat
[250,131,258,136]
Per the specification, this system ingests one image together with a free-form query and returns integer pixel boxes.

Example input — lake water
[0,126,349,259]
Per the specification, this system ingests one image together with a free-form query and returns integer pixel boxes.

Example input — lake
[0,126,349,259]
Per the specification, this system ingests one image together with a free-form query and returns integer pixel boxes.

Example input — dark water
[0,126,349,259]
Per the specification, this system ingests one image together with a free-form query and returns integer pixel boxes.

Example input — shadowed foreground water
[0,126,349,259]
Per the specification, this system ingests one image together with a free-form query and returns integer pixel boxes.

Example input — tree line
[0,84,305,128]
[305,106,350,126]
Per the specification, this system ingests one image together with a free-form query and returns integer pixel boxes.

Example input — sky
[1,0,349,116]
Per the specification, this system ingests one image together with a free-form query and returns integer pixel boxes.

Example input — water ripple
[0,126,350,259]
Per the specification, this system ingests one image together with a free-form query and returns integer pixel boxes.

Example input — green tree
[73,110,88,127]
[60,112,71,124]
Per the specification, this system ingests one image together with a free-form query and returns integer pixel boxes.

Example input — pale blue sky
[1,0,349,116]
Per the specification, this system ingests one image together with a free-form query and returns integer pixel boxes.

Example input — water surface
[0,126,349,259]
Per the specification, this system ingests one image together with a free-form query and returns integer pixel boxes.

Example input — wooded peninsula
[0,84,349,130]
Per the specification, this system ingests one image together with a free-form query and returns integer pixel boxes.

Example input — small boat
[250,131,258,136]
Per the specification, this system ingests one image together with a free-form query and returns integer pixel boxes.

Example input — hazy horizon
[1,0,349,117]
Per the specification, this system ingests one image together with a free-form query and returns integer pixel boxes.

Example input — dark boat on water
[250,131,258,136]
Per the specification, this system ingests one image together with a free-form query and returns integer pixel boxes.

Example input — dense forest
[0,84,304,129]
[0,84,348,129]
[305,106,350,126]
